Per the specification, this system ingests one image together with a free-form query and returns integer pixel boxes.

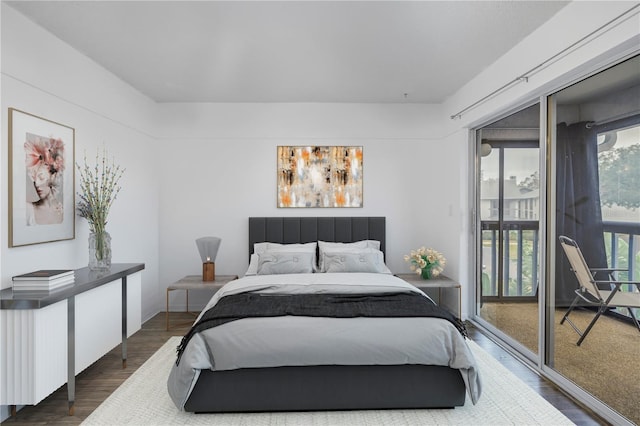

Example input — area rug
[82,337,573,426]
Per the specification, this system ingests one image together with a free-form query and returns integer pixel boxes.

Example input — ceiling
[554,55,640,104]
[6,1,571,104]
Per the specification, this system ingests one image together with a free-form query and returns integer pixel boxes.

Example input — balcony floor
[479,302,639,425]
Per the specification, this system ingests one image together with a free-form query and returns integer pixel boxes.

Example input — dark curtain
[555,122,608,306]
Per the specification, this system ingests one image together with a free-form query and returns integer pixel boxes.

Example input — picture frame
[9,108,75,247]
[277,146,363,208]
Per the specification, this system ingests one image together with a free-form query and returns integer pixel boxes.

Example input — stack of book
[12,269,75,291]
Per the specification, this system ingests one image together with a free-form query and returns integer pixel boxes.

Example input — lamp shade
[480,143,492,157]
[196,237,221,263]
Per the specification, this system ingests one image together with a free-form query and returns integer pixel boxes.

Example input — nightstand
[166,274,238,330]
[395,273,462,318]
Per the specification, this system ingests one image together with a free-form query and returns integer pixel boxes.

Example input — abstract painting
[277,146,363,208]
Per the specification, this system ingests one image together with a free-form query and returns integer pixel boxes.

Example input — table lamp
[196,237,221,281]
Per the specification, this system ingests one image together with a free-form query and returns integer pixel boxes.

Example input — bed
[168,217,481,413]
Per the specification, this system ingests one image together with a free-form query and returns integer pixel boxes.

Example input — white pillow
[253,242,271,254]
[244,253,260,276]
[245,242,318,275]
[257,251,316,275]
[318,240,381,272]
[323,250,391,273]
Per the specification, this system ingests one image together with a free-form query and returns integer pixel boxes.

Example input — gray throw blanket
[176,292,467,366]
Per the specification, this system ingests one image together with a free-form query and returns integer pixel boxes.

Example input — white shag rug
[82,337,574,426]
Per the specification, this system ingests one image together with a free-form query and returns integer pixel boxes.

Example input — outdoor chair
[558,235,640,346]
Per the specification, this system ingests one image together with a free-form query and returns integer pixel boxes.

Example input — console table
[0,263,144,416]
[396,273,462,318]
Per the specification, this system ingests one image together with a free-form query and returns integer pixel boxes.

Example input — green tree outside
[599,144,640,209]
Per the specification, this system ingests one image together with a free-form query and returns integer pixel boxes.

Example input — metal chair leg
[560,295,580,325]
[576,306,606,346]
[628,307,640,332]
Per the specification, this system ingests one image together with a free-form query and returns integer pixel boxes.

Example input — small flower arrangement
[404,247,446,279]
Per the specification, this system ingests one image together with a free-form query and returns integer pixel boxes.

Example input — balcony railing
[481,220,639,305]
[481,221,539,299]
[603,221,640,318]
[603,221,640,281]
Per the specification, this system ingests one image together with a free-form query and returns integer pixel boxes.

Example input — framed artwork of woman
[9,108,75,247]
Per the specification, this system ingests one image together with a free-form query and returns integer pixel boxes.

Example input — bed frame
[183,217,466,413]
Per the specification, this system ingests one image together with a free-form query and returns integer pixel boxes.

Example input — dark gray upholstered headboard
[249,217,385,260]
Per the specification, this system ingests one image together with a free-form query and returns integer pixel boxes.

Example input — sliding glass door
[546,54,640,425]
[473,54,640,425]
[473,54,640,426]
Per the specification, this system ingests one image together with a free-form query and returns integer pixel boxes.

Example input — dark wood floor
[1,313,608,425]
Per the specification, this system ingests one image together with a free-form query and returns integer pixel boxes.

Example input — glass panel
[598,126,640,224]
[479,140,499,298]
[503,149,539,221]
[549,55,640,424]
[480,145,499,221]
[503,228,538,297]
[599,125,640,320]
[477,104,540,356]
[481,229,498,297]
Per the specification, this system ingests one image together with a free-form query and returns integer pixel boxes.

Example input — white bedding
[167,273,482,410]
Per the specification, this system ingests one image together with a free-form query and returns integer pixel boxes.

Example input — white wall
[155,102,462,311]
[0,4,161,321]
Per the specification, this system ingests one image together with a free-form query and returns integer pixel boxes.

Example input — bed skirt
[184,364,466,413]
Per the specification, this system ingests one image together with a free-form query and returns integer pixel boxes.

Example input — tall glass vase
[89,231,111,271]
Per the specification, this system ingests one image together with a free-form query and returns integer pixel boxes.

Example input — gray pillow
[318,240,381,271]
[257,251,316,275]
[246,242,318,275]
[323,250,390,273]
